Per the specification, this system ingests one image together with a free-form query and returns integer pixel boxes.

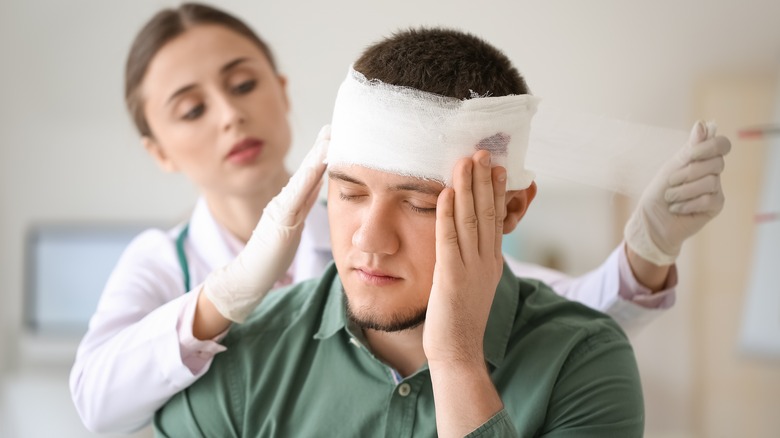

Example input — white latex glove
[204,125,330,322]
[625,120,732,266]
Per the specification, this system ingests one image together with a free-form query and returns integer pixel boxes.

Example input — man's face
[327,165,443,332]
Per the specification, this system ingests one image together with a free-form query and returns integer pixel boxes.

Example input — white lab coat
[70,197,674,433]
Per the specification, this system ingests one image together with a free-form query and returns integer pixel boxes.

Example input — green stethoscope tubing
[176,224,191,293]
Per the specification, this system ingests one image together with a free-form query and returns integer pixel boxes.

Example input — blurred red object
[738,125,780,139]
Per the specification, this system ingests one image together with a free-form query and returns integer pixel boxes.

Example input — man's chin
[344,296,426,332]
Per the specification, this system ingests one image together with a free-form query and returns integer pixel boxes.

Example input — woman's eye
[182,104,204,121]
[233,80,256,95]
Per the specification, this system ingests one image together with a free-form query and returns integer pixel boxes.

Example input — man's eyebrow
[328,170,441,196]
[165,57,251,106]
[388,182,442,197]
[328,170,366,186]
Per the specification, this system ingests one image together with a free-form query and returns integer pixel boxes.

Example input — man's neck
[363,325,427,377]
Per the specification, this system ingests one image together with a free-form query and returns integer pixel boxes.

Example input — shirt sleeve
[466,409,519,437]
[69,230,227,434]
[155,338,243,438]
[504,243,678,335]
[154,387,235,438]
[177,287,228,374]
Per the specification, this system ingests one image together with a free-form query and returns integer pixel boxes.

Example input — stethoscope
[174,200,330,294]
[175,224,191,293]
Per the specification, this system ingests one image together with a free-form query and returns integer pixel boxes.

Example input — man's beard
[344,292,427,332]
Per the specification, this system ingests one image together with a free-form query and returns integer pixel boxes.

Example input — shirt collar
[313,261,519,370]
[313,269,347,340]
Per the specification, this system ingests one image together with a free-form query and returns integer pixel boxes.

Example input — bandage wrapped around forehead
[327,67,539,190]
[328,66,692,196]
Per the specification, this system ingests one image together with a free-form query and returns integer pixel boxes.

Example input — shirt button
[398,383,411,397]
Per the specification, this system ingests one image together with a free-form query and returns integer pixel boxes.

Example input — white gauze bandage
[327,67,539,190]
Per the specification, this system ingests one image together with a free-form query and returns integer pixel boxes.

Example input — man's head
[353,27,530,99]
[327,27,537,332]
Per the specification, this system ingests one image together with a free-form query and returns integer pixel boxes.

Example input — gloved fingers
[688,136,732,161]
[301,178,324,220]
[205,127,331,324]
[688,120,713,144]
[299,124,331,170]
[665,174,721,203]
[669,191,724,215]
[668,155,725,186]
[265,125,330,227]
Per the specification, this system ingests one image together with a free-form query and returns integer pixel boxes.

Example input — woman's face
[141,24,291,197]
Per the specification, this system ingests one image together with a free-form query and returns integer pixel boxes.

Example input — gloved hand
[624,120,732,266]
[203,125,330,322]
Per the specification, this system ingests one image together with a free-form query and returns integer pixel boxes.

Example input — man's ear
[503,181,537,234]
[142,136,178,173]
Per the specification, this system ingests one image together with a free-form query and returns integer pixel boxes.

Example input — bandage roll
[527,105,689,196]
[328,67,539,190]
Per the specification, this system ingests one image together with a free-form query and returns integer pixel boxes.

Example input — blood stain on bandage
[476,133,510,157]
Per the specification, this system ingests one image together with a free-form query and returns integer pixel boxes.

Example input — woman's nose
[219,96,246,131]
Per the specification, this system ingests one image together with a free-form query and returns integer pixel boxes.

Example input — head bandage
[327,67,691,197]
[327,67,539,190]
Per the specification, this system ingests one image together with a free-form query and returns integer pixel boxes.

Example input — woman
[70,4,331,433]
[71,3,685,434]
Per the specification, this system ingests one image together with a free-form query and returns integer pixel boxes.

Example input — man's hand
[424,149,507,437]
[202,125,330,323]
[424,149,506,365]
[625,121,731,266]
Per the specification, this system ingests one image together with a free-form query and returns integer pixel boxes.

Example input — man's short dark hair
[353,27,530,99]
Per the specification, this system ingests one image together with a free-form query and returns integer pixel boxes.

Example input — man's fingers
[492,167,507,261]
[668,156,725,187]
[471,150,497,258]
[453,157,479,259]
[435,187,462,268]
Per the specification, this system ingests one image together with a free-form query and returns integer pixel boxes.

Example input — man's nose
[352,201,400,255]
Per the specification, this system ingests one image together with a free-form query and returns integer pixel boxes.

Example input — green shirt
[155,263,643,437]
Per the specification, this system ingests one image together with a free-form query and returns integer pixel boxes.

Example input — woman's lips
[354,268,401,286]
[227,138,263,164]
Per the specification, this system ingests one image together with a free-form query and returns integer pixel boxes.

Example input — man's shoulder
[224,262,340,347]
[513,276,629,346]
[494,276,643,436]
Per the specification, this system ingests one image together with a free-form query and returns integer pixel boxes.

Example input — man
[155,27,647,437]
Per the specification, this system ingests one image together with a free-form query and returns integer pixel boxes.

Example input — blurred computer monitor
[24,224,155,336]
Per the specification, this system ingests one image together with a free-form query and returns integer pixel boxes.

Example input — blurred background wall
[1,1,779,436]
